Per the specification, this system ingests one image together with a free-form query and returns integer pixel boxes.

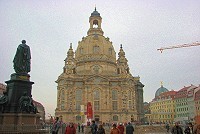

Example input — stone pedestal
[4,73,34,113]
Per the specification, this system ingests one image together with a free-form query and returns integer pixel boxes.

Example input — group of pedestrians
[166,122,200,134]
[90,120,134,134]
[51,117,81,134]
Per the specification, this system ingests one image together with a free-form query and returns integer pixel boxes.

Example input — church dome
[91,7,100,17]
[155,85,169,97]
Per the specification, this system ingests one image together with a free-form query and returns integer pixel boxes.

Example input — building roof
[155,85,169,97]
[194,86,200,101]
[91,7,100,17]
[175,85,196,99]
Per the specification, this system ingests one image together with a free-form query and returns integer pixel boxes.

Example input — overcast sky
[0,0,200,118]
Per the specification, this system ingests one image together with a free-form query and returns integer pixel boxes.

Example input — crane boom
[157,42,200,53]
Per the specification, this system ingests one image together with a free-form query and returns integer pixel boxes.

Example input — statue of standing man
[13,40,31,74]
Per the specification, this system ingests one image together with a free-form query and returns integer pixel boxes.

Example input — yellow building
[150,85,176,124]
[55,8,144,123]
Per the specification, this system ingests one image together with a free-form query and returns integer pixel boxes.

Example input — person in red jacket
[117,123,124,134]
[65,122,76,134]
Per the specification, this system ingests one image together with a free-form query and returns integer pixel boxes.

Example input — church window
[108,48,112,55]
[61,102,65,110]
[117,68,120,74]
[76,90,82,101]
[113,115,118,121]
[112,90,117,100]
[93,46,100,53]
[93,20,98,28]
[129,101,132,109]
[128,91,131,100]
[94,101,100,110]
[80,47,83,54]
[112,101,118,110]
[94,90,100,100]
[76,101,81,110]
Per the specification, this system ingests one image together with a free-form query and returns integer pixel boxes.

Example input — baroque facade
[55,8,144,123]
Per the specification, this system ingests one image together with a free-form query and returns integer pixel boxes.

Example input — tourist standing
[165,124,170,132]
[171,122,183,134]
[65,122,76,134]
[52,117,61,134]
[126,122,134,134]
[77,123,80,132]
[97,124,105,134]
[81,123,84,133]
[91,120,98,134]
[110,123,120,134]
[194,123,200,134]
[184,122,193,134]
[117,123,124,134]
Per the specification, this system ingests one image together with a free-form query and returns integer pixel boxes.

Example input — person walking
[77,123,81,132]
[117,123,124,134]
[110,124,120,134]
[171,122,183,134]
[184,122,193,134]
[97,124,105,134]
[126,122,134,134]
[65,122,76,134]
[81,123,84,133]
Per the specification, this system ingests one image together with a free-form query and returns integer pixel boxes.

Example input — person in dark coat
[77,123,80,132]
[171,122,183,134]
[90,120,98,134]
[97,124,105,134]
[184,122,193,134]
[126,122,134,134]
[165,124,170,132]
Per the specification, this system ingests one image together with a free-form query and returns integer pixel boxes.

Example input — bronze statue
[13,40,31,73]
[0,91,8,113]
[19,92,36,113]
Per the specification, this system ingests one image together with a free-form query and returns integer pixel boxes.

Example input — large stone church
[55,8,144,123]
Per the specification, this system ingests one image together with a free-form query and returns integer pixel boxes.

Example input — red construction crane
[157,41,200,53]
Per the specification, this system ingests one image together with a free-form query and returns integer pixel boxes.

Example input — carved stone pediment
[85,75,109,84]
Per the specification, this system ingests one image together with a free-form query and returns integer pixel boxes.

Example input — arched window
[93,20,98,28]
[113,115,118,121]
[94,90,100,110]
[94,90,100,100]
[76,90,82,110]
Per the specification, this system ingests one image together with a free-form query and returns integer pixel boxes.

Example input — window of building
[112,101,118,110]
[76,90,82,101]
[129,101,132,109]
[94,90,100,100]
[113,115,118,121]
[76,101,81,110]
[94,101,100,110]
[108,48,112,55]
[112,90,117,100]
[79,47,83,54]
[93,46,100,53]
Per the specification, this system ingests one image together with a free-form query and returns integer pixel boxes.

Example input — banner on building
[80,105,84,115]
[87,102,93,119]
